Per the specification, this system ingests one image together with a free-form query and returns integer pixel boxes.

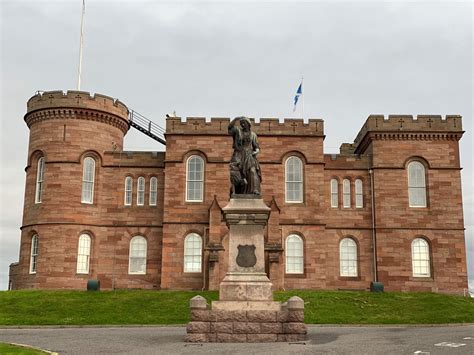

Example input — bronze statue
[228,116,262,195]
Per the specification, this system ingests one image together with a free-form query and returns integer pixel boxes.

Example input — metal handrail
[128,109,166,145]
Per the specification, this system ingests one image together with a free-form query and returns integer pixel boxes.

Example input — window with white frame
[355,179,363,208]
[149,177,157,206]
[137,177,145,206]
[412,238,430,277]
[340,238,358,276]
[186,155,204,202]
[76,234,91,274]
[408,161,427,207]
[29,234,39,274]
[343,179,351,208]
[285,234,304,274]
[124,176,132,206]
[285,156,303,203]
[129,236,147,274]
[184,233,202,272]
[35,157,45,204]
[81,157,95,204]
[331,178,339,208]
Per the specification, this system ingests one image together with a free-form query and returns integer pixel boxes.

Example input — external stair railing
[128,109,166,145]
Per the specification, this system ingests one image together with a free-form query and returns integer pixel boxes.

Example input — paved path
[1,325,473,354]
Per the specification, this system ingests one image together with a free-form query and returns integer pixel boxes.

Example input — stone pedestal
[186,196,307,343]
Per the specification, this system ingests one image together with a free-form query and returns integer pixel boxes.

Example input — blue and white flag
[293,82,303,112]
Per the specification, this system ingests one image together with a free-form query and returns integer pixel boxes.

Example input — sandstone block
[277,310,289,322]
[247,310,276,322]
[190,310,215,322]
[185,333,208,343]
[211,322,233,334]
[260,322,282,334]
[287,296,304,310]
[287,310,304,322]
[186,321,210,334]
[190,295,208,310]
[283,322,307,334]
[215,309,247,322]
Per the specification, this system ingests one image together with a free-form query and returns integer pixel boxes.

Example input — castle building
[8,90,468,294]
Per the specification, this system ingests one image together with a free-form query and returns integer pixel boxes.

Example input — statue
[228,116,262,195]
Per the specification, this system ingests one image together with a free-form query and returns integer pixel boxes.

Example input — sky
[0,0,472,291]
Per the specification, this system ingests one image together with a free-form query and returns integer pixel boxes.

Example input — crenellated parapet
[25,90,129,134]
[354,114,463,154]
[166,117,324,136]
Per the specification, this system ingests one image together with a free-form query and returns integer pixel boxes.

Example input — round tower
[16,90,129,289]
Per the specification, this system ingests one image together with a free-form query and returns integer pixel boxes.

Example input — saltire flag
[293,81,303,112]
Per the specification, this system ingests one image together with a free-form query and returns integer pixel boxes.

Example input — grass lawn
[0,290,472,326]
[0,343,48,354]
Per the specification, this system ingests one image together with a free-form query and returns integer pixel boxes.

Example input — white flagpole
[77,0,85,90]
[301,77,304,119]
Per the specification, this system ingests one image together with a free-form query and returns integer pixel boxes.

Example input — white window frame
[340,238,358,277]
[76,234,91,274]
[149,177,157,206]
[29,234,39,274]
[81,157,95,204]
[412,238,431,277]
[331,178,339,208]
[129,236,147,275]
[137,177,145,206]
[408,161,427,208]
[343,179,351,208]
[186,155,204,202]
[285,156,303,203]
[285,234,304,274]
[184,233,203,273]
[124,176,132,206]
[35,157,45,204]
[355,179,363,208]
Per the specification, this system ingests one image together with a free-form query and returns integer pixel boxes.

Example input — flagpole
[77,0,85,90]
[301,76,304,120]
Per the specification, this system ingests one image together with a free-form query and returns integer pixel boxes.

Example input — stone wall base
[186,296,307,343]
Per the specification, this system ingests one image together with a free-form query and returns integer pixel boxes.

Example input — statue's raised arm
[228,116,262,196]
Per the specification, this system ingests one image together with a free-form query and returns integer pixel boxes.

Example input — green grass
[0,290,472,325]
[0,343,48,354]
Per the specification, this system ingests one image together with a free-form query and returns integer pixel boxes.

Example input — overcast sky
[0,0,472,291]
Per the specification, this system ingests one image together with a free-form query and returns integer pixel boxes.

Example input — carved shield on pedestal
[236,244,257,267]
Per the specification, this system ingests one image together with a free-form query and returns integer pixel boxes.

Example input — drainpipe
[369,168,378,283]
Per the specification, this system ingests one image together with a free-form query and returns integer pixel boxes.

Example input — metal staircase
[128,109,166,145]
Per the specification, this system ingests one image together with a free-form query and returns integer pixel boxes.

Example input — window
[331,179,338,208]
[35,157,45,203]
[149,177,157,206]
[285,156,303,203]
[76,234,91,274]
[129,236,147,274]
[355,179,363,208]
[124,176,132,206]
[186,155,204,202]
[343,179,351,208]
[137,177,145,206]
[285,234,304,274]
[340,238,358,276]
[412,238,430,277]
[408,161,427,207]
[29,234,39,274]
[81,157,95,204]
[184,233,202,272]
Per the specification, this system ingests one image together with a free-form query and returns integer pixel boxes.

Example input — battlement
[26,90,129,120]
[166,117,324,136]
[354,114,463,148]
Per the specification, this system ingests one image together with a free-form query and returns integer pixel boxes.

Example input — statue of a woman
[228,116,262,195]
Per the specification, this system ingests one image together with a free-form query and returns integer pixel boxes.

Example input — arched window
[35,157,45,204]
[285,234,304,274]
[76,234,91,274]
[81,157,95,204]
[186,155,204,202]
[355,179,363,208]
[29,234,39,274]
[129,236,147,274]
[184,233,202,272]
[124,176,132,206]
[340,238,358,276]
[149,177,157,206]
[412,238,430,277]
[285,156,303,203]
[408,161,427,207]
[331,178,339,208]
[137,177,145,206]
[343,179,351,208]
